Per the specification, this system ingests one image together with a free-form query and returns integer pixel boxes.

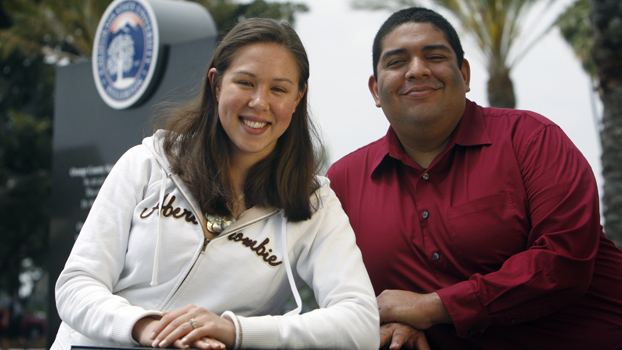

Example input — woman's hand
[132,316,161,346]
[149,304,234,349]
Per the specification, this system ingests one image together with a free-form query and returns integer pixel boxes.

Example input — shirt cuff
[234,314,279,348]
[221,311,241,349]
[436,280,489,338]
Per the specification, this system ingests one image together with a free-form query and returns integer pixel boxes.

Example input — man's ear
[368,75,381,108]
[208,68,219,100]
[461,59,471,93]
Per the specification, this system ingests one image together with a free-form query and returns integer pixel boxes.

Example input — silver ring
[189,318,197,329]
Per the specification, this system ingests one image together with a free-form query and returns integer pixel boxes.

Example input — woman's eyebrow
[232,70,295,85]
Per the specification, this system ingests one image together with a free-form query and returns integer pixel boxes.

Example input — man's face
[369,22,470,138]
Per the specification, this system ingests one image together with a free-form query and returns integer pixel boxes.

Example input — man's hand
[380,322,430,350]
[377,289,452,330]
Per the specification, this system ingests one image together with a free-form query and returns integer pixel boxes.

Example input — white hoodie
[52,130,380,349]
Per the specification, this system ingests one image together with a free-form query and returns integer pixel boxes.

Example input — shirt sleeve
[232,179,381,349]
[437,123,603,337]
[55,145,162,346]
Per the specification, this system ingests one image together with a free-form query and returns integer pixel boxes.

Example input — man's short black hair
[372,7,465,78]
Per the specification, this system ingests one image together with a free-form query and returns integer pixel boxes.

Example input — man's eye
[387,59,404,67]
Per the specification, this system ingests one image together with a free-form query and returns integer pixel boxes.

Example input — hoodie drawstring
[151,168,167,287]
[281,217,303,315]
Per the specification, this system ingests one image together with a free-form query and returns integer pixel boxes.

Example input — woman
[51,18,379,350]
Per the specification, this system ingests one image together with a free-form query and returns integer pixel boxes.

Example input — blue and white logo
[93,0,159,109]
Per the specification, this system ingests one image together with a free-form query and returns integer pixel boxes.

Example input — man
[327,7,622,350]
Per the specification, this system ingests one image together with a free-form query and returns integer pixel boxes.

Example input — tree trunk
[487,67,516,109]
[590,0,622,247]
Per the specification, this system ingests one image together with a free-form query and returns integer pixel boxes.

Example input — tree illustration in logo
[106,34,135,88]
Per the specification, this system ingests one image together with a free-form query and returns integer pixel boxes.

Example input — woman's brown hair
[156,17,321,222]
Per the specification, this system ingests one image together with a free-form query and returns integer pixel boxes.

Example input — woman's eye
[238,81,253,87]
[272,87,287,93]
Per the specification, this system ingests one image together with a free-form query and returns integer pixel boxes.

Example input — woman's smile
[241,117,269,129]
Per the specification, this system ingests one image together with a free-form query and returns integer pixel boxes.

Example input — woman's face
[209,42,305,165]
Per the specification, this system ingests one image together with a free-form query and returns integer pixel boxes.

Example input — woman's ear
[208,68,219,100]
[295,84,307,107]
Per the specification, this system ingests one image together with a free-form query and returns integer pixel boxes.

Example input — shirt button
[432,252,440,260]
[422,173,430,180]
[422,211,429,219]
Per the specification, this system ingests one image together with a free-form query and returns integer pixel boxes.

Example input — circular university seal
[92,0,159,109]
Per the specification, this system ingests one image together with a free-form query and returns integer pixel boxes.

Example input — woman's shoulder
[312,175,331,196]
[308,175,340,209]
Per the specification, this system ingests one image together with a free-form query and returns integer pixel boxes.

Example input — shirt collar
[371,99,492,175]
[451,99,492,147]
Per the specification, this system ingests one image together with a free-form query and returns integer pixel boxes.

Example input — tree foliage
[0,3,54,296]
[556,0,597,77]
[198,0,309,38]
[0,0,308,63]
[0,0,307,300]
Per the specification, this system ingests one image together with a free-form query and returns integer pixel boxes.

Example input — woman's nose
[248,89,269,111]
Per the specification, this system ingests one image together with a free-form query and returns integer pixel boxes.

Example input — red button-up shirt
[327,100,622,349]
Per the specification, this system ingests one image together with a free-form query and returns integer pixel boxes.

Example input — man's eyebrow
[381,44,452,62]
[422,44,452,52]
[380,48,407,63]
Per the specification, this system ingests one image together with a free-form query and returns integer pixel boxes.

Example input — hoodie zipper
[162,212,279,310]
[161,172,280,308]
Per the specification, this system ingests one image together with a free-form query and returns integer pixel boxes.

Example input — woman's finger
[152,305,204,346]
[151,305,194,340]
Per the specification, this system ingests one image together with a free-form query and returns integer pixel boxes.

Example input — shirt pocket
[446,192,529,275]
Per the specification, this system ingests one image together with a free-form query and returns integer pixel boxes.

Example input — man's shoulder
[479,104,556,128]
[470,103,562,145]
[329,137,386,173]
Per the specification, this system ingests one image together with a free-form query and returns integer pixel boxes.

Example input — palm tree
[557,0,622,247]
[589,0,622,247]
[352,0,563,109]
[556,0,596,76]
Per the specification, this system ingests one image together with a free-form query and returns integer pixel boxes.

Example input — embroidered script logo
[227,232,283,267]
[140,193,198,225]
